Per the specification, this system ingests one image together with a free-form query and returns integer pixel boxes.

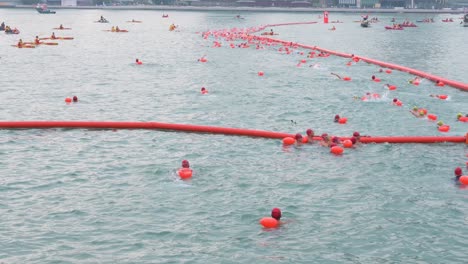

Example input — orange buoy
[343,76,351,81]
[413,81,420,86]
[459,117,468,122]
[259,217,279,228]
[373,78,381,82]
[338,117,347,124]
[395,101,402,106]
[178,168,193,179]
[346,62,352,66]
[343,139,353,148]
[436,82,445,87]
[200,57,207,63]
[282,137,296,145]
[388,85,397,90]
[65,97,72,103]
[438,125,450,132]
[300,59,306,63]
[385,69,392,74]
[427,114,437,121]
[352,57,360,62]
[301,137,309,143]
[258,71,264,76]
[438,95,448,100]
[459,175,468,185]
[330,146,344,155]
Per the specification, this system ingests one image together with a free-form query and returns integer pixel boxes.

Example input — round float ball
[338,117,347,124]
[65,97,72,103]
[301,137,309,143]
[330,146,344,155]
[260,217,279,228]
[300,59,306,63]
[343,139,353,148]
[385,69,392,74]
[258,71,264,76]
[178,168,193,179]
[427,114,437,121]
[282,137,295,145]
[459,176,468,185]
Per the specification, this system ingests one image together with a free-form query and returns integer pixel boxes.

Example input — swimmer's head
[334,115,340,122]
[136,58,139,62]
[295,133,303,141]
[201,87,206,91]
[393,98,398,103]
[72,96,78,102]
[306,129,314,137]
[457,113,463,119]
[437,121,444,126]
[332,136,340,143]
[353,132,360,138]
[271,208,281,220]
[321,133,329,140]
[419,110,425,116]
[413,106,418,111]
[455,167,463,177]
[350,137,357,145]
[379,69,383,73]
[182,160,190,168]
[371,75,376,80]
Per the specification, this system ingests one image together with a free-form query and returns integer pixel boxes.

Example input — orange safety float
[388,85,397,90]
[343,76,351,81]
[338,117,347,124]
[438,125,450,132]
[385,69,392,74]
[330,146,344,155]
[459,176,468,185]
[258,71,264,76]
[436,82,445,87]
[178,168,193,179]
[427,114,437,121]
[343,139,353,148]
[437,95,448,100]
[282,137,296,145]
[260,217,279,228]
[65,97,72,103]
[459,117,468,122]
[301,137,309,143]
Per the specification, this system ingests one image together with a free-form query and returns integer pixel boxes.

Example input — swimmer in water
[181,160,190,168]
[352,132,361,142]
[320,133,331,147]
[334,114,340,123]
[201,87,208,94]
[410,107,425,118]
[51,32,56,39]
[454,167,463,182]
[271,208,281,221]
[331,73,342,80]
[73,96,78,102]
[306,129,315,143]
[294,133,303,144]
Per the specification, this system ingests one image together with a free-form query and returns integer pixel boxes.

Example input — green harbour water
[1,8,468,263]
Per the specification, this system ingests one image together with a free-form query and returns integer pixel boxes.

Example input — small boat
[360,20,370,28]
[385,26,403,30]
[36,7,56,14]
[5,29,20,34]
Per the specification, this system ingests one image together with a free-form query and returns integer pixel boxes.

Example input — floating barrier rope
[0,121,466,144]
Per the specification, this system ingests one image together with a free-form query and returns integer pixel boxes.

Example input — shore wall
[4,5,467,13]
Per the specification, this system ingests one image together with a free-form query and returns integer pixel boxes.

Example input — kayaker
[17,39,23,48]
[111,26,115,32]
[116,26,120,32]
[35,36,40,45]
[59,24,64,29]
[51,32,56,39]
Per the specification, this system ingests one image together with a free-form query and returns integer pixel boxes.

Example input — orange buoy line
[254,36,468,91]
[0,121,466,144]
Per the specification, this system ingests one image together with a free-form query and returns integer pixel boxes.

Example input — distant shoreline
[5,5,467,14]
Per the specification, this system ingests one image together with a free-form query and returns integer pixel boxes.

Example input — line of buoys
[0,121,466,144]
[252,36,468,91]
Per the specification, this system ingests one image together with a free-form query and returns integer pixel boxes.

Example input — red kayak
[40,36,74,40]
[24,41,58,45]
[11,44,35,48]
[385,26,403,30]
[53,27,72,30]
[103,29,128,33]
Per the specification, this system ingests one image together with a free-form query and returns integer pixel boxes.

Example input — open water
[1,8,468,263]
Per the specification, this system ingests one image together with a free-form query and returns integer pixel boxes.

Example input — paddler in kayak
[169,23,176,31]
[111,26,116,32]
[51,32,56,39]
[17,39,23,48]
[35,36,40,45]
[59,24,64,29]
[116,26,120,32]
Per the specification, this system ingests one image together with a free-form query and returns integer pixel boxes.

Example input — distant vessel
[463,14,468,27]
[36,4,56,14]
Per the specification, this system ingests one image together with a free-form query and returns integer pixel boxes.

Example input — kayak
[53,27,72,30]
[103,30,128,32]
[40,37,74,40]
[261,32,279,35]
[126,21,142,23]
[11,44,35,48]
[385,26,403,30]
[5,30,20,34]
[95,20,109,23]
[24,41,58,45]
